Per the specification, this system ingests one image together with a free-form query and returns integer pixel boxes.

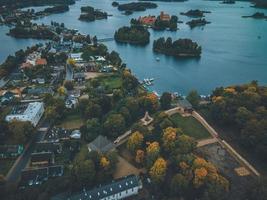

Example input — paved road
[65,64,73,81]
[6,121,49,183]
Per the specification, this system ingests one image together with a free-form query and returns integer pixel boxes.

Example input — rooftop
[53,175,141,200]
[88,135,115,153]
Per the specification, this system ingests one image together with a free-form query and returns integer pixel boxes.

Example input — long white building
[6,102,44,127]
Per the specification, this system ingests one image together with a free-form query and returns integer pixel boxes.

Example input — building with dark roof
[0,145,23,159]
[30,152,54,166]
[88,135,115,153]
[177,99,193,113]
[20,165,64,188]
[35,142,62,154]
[52,175,142,200]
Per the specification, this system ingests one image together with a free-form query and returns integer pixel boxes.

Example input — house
[59,175,142,200]
[44,127,72,142]
[88,135,115,153]
[139,15,156,26]
[65,97,78,109]
[31,152,55,166]
[36,58,47,66]
[35,142,62,154]
[24,87,54,99]
[177,99,193,113]
[0,91,15,105]
[20,167,48,187]
[0,145,23,159]
[68,89,81,98]
[20,165,64,188]
[95,56,106,62]
[160,11,171,21]
[70,53,83,63]
[5,102,45,127]
[70,130,81,139]
[73,72,85,82]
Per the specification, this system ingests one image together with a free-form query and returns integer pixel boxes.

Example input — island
[117,2,158,13]
[242,12,267,19]
[133,12,178,31]
[8,24,59,40]
[114,26,150,45]
[221,0,235,4]
[112,1,119,7]
[186,18,211,28]
[252,0,267,9]
[36,5,69,15]
[79,6,108,22]
[180,9,211,18]
[153,37,202,57]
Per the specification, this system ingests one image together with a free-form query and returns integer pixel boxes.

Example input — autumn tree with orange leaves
[149,157,167,183]
[127,131,144,153]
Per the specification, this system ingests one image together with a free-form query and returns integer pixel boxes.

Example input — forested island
[117,2,158,13]
[153,37,202,57]
[153,15,178,31]
[8,24,59,40]
[0,0,75,9]
[186,18,211,28]
[252,0,267,8]
[37,5,69,14]
[242,12,267,19]
[180,9,211,17]
[114,26,150,45]
[79,6,108,22]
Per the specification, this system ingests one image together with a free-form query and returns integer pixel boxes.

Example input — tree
[100,156,110,170]
[127,131,144,153]
[107,51,122,66]
[149,157,167,183]
[162,127,178,152]
[85,103,102,119]
[73,159,95,185]
[122,70,139,92]
[135,149,145,164]
[64,80,74,91]
[8,121,34,144]
[146,141,160,167]
[103,114,125,137]
[186,90,201,108]
[57,86,66,96]
[160,92,172,110]
[170,173,190,196]
[82,118,101,142]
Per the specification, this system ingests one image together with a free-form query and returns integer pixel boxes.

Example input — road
[5,121,49,183]
[65,64,73,81]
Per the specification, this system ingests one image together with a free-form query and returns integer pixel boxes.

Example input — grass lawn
[170,113,211,140]
[0,159,15,176]
[57,114,84,130]
[98,74,122,91]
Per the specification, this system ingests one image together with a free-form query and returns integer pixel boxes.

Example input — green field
[98,74,122,91]
[170,113,211,140]
[58,114,84,130]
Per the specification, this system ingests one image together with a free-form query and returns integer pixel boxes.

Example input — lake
[0,0,267,95]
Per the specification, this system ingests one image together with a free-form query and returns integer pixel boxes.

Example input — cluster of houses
[138,11,171,26]
[19,127,81,188]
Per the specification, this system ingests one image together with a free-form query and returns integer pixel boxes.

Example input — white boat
[156,57,160,61]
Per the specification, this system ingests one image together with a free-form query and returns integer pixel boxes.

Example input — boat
[156,57,160,61]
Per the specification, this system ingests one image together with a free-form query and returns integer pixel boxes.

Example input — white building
[70,53,83,63]
[6,102,44,127]
[67,175,142,200]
